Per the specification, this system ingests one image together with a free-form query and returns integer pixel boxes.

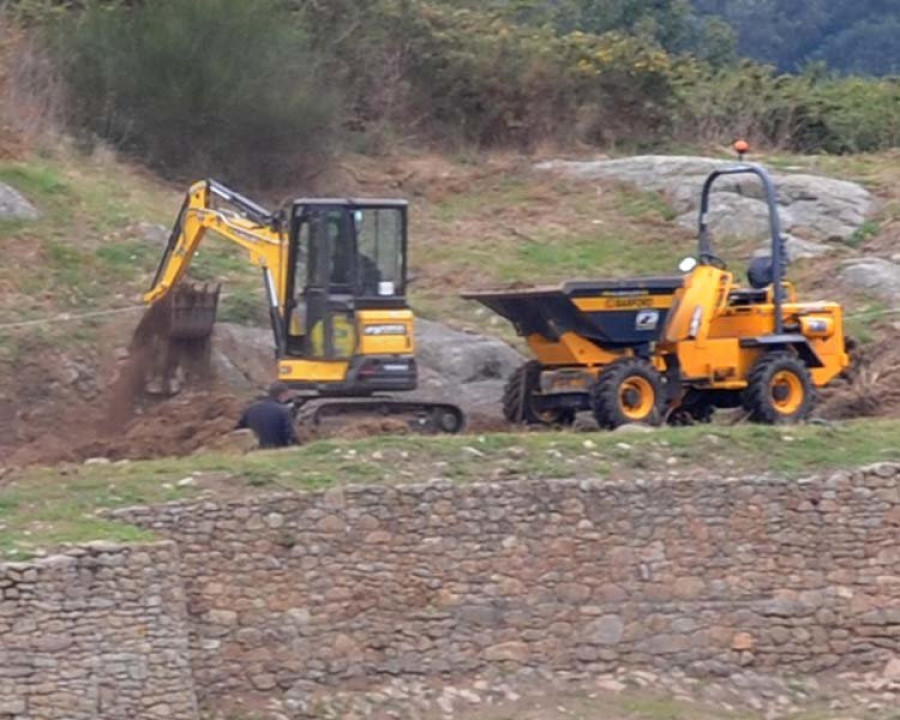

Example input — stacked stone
[112,462,900,716]
[0,542,197,720]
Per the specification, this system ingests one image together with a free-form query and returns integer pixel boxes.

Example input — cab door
[289,206,357,360]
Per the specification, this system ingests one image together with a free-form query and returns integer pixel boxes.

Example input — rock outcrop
[838,258,900,300]
[414,318,523,419]
[211,319,523,420]
[0,181,38,220]
[537,156,874,245]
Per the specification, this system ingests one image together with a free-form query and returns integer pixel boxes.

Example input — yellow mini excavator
[464,155,850,428]
[144,179,465,432]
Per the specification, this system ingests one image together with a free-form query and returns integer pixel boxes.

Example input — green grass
[844,298,891,345]
[614,186,678,222]
[504,229,685,281]
[845,219,881,248]
[2,420,898,560]
[430,175,533,223]
[0,151,264,327]
[0,163,70,199]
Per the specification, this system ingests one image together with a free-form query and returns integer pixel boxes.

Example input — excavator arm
[144,179,289,347]
[146,179,286,302]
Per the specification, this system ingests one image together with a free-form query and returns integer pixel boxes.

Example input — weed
[218,286,268,325]
[96,241,155,271]
[845,300,889,345]
[845,219,880,248]
[0,163,69,198]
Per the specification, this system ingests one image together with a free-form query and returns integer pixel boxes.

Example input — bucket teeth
[169,283,220,340]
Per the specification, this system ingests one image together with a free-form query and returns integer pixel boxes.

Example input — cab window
[355,208,404,296]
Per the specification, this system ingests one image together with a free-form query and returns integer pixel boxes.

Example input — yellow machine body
[144,181,437,402]
[464,162,851,427]
[278,309,415,383]
[143,179,465,431]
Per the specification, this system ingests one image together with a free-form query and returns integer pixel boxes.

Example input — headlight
[363,324,407,336]
[688,305,703,339]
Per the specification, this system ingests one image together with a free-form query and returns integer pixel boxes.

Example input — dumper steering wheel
[699,252,727,270]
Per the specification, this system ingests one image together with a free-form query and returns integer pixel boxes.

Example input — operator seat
[727,256,772,306]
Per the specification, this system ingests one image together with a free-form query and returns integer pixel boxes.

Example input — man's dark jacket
[237,398,297,449]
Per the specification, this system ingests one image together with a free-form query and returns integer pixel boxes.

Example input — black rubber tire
[742,352,814,425]
[502,361,574,426]
[590,358,664,429]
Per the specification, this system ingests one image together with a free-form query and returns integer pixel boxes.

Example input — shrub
[54,0,338,188]
[672,60,900,153]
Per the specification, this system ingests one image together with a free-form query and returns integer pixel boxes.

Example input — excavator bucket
[168,284,220,340]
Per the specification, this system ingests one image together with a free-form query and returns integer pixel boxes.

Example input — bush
[54,0,338,188]
[672,61,900,153]
[16,0,900,170]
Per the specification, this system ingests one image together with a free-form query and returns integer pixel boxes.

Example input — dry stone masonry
[0,542,196,719]
[2,463,899,718]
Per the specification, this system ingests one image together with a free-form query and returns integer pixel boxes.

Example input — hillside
[0,146,898,468]
[0,141,898,555]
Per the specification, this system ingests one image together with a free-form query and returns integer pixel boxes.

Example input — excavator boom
[144,180,287,344]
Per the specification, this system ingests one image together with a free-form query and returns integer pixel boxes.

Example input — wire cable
[0,305,146,331]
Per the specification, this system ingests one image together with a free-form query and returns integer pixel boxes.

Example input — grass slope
[0,147,896,342]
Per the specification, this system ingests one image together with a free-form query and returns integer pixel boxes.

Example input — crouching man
[237,381,298,449]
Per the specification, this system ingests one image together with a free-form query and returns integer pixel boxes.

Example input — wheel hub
[770,370,804,415]
[618,376,655,420]
[622,388,641,408]
[772,385,790,402]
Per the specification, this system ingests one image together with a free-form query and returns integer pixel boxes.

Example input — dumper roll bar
[697,164,786,335]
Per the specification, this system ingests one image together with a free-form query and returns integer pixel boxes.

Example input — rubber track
[296,397,466,434]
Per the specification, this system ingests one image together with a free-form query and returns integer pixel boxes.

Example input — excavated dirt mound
[817,337,900,420]
[4,298,239,467]
[6,391,244,466]
[86,392,243,460]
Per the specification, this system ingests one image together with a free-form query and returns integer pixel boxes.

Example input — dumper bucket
[462,277,684,348]
[168,284,220,340]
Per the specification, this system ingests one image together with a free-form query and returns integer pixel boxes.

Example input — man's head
[268,381,293,403]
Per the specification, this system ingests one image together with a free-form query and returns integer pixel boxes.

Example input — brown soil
[85,392,243,460]
[6,391,243,466]
[3,295,236,467]
[817,336,900,420]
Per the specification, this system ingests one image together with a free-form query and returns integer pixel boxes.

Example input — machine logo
[635,310,660,331]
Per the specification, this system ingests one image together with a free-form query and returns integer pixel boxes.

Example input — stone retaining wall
[3,464,899,717]
[110,463,900,714]
[0,542,197,720]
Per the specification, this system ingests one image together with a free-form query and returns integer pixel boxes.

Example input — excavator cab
[278,198,417,394]
[285,200,408,364]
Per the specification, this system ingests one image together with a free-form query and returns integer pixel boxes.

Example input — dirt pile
[817,337,900,420]
[87,392,243,460]
[6,390,244,466]
[91,294,233,460]
[3,294,242,467]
